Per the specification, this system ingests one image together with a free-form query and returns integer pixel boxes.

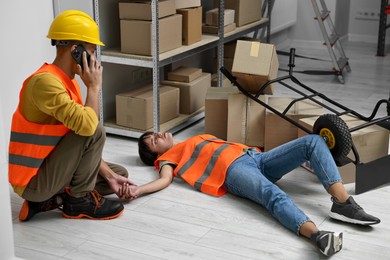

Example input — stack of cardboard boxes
[119,0,204,55]
[203,8,236,34]
[115,65,211,131]
[115,84,180,131]
[176,0,202,45]
[119,0,182,55]
[205,87,267,148]
[206,39,279,148]
[162,67,211,114]
[213,0,263,27]
[203,0,263,34]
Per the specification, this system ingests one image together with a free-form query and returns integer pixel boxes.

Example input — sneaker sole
[329,211,380,225]
[62,208,124,220]
[320,232,343,256]
[19,200,31,221]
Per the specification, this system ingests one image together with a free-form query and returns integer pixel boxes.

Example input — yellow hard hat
[47,10,104,46]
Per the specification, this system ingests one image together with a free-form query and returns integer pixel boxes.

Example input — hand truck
[220,48,390,194]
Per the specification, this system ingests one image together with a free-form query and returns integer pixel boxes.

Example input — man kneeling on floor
[135,132,381,257]
[8,10,136,221]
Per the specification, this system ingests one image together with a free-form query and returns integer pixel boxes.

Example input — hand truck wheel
[313,114,352,164]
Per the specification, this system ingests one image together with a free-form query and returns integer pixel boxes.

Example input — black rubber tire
[313,114,352,162]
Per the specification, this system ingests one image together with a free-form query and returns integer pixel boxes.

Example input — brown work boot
[19,194,63,222]
[62,188,124,220]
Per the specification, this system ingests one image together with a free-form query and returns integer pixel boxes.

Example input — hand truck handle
[289,48,296,68]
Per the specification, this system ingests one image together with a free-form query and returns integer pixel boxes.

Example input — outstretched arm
[99,159,137,200]
[128,164,174,200]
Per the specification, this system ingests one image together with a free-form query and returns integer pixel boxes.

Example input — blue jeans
[223,134,342,235]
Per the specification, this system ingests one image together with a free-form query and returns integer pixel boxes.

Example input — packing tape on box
[250,42,260,57]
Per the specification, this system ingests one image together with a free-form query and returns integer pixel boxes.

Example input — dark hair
[138,131,158,166]
[51,39,82,46]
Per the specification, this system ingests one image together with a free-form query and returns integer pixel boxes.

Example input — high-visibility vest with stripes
[155,134,254,197]
[8,63,83,186]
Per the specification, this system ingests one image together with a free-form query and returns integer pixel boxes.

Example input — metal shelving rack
[377,0,390,56]
[93,0,271,138]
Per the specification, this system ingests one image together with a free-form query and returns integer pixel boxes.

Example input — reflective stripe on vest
[8,63,82,186]
[157,134,249,197]
[9,131,64,167]
[176,139,230,191]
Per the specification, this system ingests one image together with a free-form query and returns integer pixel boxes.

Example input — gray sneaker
[329,196,380,225]
[311,231,343,256]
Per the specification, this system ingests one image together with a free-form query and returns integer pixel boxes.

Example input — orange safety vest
[155,134,255,197]
[8,63,83,186]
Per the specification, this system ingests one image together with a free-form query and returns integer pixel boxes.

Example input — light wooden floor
[10,41,390,260]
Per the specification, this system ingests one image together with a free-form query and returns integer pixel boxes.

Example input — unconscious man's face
[144,132,175,155]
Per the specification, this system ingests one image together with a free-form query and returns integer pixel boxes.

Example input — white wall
[334,0,351,38]
[0,105,15,259]
[348,0,384,42]
[0,0,55,156]
[288,0,388,45]
[271,0,298,34]
[288,0,336,46]
[0,0,54,259]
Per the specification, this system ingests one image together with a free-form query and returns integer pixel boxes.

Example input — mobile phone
[71,44,90,70]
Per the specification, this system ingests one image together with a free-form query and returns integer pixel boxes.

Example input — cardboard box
[220,37,258,58]
[202,23,236,34]
[232,40,279,95]
[214,0,262,27]
[162,73,211,114]
[227,93,266,148]
[120,14,182,55]
[167,66,202,83]
[205,8,235,26]
[176,0,201,9]
[205,86,240,140]
[298,115,390,183]
[264,97,324,151]
[119,0,176,20]
[116,85,179,130]
[177,6,202,45]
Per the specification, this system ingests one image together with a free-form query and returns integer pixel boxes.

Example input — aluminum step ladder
[311,0,351,84]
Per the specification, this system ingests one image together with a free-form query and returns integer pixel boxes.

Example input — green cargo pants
[22,123,128,201]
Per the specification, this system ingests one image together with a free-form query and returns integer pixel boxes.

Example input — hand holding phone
[71,44,90,70]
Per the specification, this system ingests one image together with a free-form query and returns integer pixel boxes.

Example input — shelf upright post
[377,0,389,56]
[93,0,104,122]
[217,0,225,87]
[266,0,272,43]
[151,0,160,132]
